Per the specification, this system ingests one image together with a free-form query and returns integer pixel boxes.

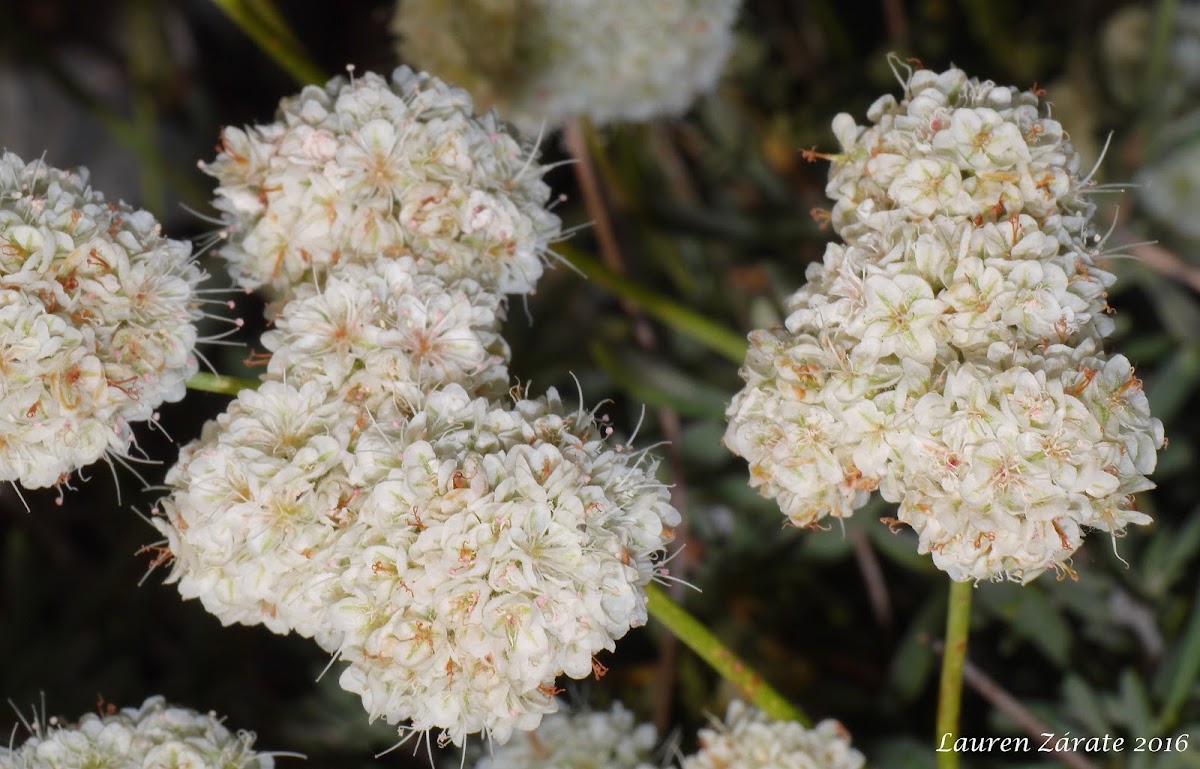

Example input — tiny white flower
[262,256,510,408]
[887,159,972,218]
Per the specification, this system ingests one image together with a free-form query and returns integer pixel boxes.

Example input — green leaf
[1142,510,1200,599]
[1156,583,1200,733]
[588,341,730,419]
[887,592,946,702]
[210,0,326,85]
[1063,674,1113,736]
[1141,271,1200,342]
[975,582,1071,667]
[1145,343,1200,424]
[1118,668,1156,737]
[559,243,749,363]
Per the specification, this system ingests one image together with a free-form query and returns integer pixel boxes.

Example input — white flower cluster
[469,699,865,769]
[260,256,511,408]
[725,63,1165,582]
[391,0,742,135]
[0,697,274,769]
[0,152,203,489]
[201,67,560,301]
[156,381,679,745]
[471,701,658,769]
[682,702,864,769]
[157,68,679,747]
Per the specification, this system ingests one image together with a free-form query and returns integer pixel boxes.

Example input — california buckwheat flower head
[151,379,360,645]
[262,255,511,409]
[725,59,1165,582]
[201,67,560,300]
[153,382,680,746]
[471,701,658,769]
[391,0,742,135]
[681,701,864,769]
[0,152,203,489]
[0,696,275,769]
[332,385,679,745]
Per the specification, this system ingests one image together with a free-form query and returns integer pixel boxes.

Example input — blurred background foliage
[1,1,1199,768]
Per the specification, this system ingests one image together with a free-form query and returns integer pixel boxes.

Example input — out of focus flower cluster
[726,62,1165,582]
[467,700,864,769]
[0,697,274,769]
[0,152,203,489]
[391,0,741,135]
[155,67,679,747]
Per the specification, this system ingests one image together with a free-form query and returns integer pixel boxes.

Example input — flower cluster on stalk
[201,67,560,302]
[0,153,204,490]
[683,702,864,769]
[469,699,864,769]
[725,62,1165,582]
[154,68,680,747]
[391,0,742,135]
[0,697,274,769]
[470,701,658,769]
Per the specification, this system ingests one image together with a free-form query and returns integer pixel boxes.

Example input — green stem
[645,583,809,725]
[210,0,325,86]
[186,372,261,396]
[556,243,749,364]
[936,579,974,769]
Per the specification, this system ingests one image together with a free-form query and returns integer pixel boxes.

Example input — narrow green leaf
[1146,344,1200,424]
[558,243,749,363]
[1143,510,1200,599]
[1120,668,1157,737]
[1156,583,1200,733]
[887,592,946,702]
[1063,674,1113,737]
[210,0,326,86]
[1141,271,1200,343]
[975,583,1071,667]
[187,372,260,396]
[588,341,730,419]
